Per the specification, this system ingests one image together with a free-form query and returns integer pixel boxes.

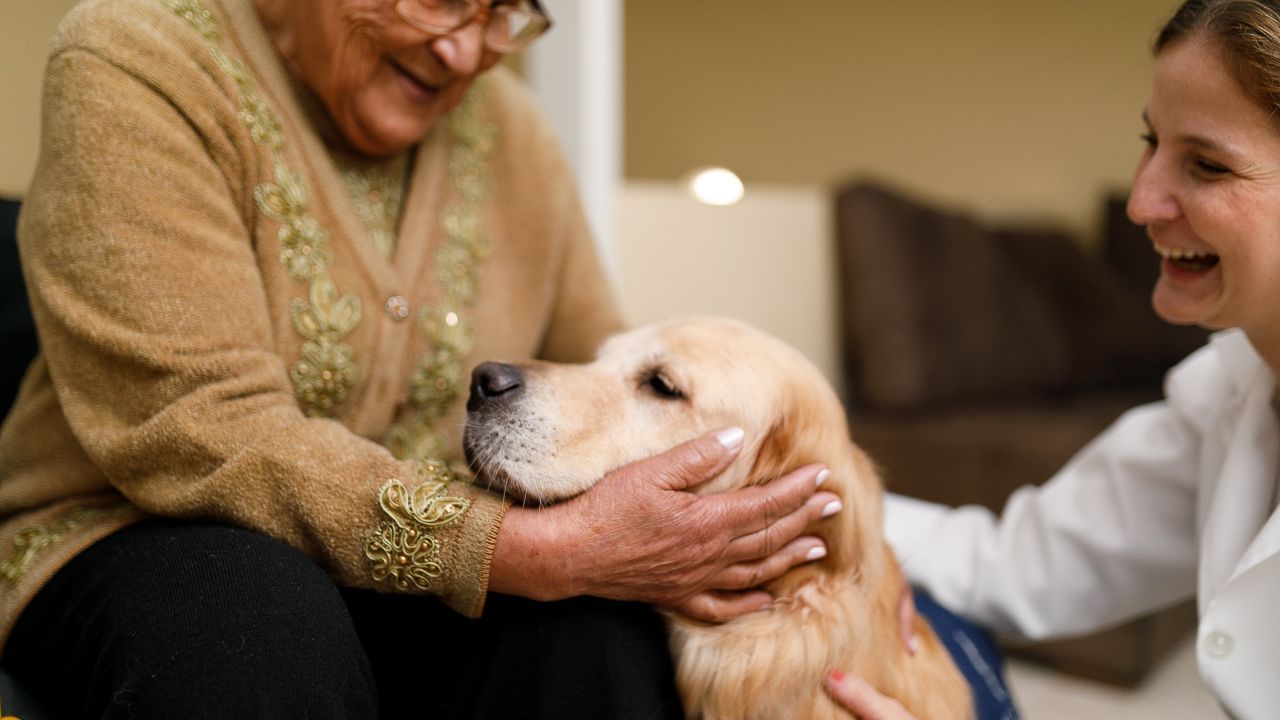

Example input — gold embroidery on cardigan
[384,95,496,461]
[164,0,361,416]
[289,278,361,412]
[162,0,218,41]
[338,153,409,261]
[256,161,333,280]
[365,461,472,591]
[0,505,131,587]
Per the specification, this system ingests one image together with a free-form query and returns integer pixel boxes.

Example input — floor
[1006,635,1225,719]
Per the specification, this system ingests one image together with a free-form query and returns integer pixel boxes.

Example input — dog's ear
[746,410,801,488]
[744,384,885,579]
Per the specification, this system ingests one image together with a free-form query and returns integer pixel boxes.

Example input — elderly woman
[0,0,839,716]
[828,1,1280,718]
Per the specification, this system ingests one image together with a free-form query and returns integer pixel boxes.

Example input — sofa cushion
[993,224,1203,392]
[835,181,1204,411]
[836,182,1069,410]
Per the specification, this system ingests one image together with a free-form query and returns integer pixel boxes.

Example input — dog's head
[463,316,885,575]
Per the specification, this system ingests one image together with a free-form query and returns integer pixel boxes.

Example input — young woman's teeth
[1153,241,1220,271]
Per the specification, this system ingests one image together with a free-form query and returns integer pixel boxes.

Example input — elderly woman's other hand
[489,429,839,622]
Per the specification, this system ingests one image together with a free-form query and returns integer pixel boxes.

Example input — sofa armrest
[1,197,37,421]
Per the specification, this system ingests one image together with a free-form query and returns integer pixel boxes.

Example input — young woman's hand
[823,671,920,720]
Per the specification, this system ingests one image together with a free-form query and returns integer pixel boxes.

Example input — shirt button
[385,295,410,321]
[1204,630,1234,659]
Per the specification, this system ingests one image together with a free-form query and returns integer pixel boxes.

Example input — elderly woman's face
[1128,34,1280,339]
[265,0,502,156]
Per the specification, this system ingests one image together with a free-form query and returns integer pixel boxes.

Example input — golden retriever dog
[463,316,972,720]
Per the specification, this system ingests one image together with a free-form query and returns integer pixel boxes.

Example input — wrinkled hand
[824,671,919,720]
[489,428,841,622]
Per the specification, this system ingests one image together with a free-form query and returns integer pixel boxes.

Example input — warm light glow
[688,167,745,206]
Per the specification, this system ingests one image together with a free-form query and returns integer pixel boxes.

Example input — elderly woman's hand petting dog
[488,427,841,622]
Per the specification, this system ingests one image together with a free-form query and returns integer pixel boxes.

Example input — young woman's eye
[1194,158,1230,176]
[1140,132,1157,149]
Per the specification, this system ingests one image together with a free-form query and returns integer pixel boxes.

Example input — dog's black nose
[468,362,524,412]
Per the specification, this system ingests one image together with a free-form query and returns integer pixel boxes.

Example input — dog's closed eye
[642,369,685,400]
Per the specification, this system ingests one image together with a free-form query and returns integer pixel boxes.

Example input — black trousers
[2,520,683,720]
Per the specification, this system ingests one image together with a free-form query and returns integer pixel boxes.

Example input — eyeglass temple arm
[528,0,550,23]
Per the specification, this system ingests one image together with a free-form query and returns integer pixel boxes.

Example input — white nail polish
[815,468,831,487]
[715,427,745,450]
[821,500,843,518]
[806,546,827,561]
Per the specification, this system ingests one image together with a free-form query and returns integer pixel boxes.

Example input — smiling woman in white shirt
[826,2,1280,719]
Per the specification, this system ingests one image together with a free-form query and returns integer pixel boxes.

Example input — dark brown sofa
[835,180,1206,686]
[0,197,50,718]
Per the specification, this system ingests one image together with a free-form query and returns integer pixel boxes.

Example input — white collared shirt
[885,329,1280,720]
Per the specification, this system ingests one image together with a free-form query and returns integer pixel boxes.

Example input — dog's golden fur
[464,317,972,720]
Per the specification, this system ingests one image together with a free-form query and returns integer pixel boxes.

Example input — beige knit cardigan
[0,0,622,647]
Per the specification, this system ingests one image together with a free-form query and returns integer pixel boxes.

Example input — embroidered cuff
[364,460,472,592]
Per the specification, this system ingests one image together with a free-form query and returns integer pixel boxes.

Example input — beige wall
[617,181,840,387]
[0,0,80,197]
[625,0,1179,240]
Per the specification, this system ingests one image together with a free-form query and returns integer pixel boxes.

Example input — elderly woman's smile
[253,0,501,157]
[388,55,444,96]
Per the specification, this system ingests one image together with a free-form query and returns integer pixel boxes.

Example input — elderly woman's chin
[340,83,462,157]
[340,112,430,157]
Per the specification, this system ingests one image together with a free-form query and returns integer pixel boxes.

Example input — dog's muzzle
[467,361,525,412]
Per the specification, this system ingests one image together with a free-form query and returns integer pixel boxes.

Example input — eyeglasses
[394,0,552,54]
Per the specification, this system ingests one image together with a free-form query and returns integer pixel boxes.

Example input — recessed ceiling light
[688,167,745,206]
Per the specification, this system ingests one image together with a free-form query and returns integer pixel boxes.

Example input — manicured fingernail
[715,427,744,450]
[829,669,844,682]
[815,468,830,487]
[821,500,843,518]
[806,546,827,561]
[909,634,921,656]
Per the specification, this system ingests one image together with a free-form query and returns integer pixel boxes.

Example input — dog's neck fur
[744,400,889,597]
[674,428,965,719]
